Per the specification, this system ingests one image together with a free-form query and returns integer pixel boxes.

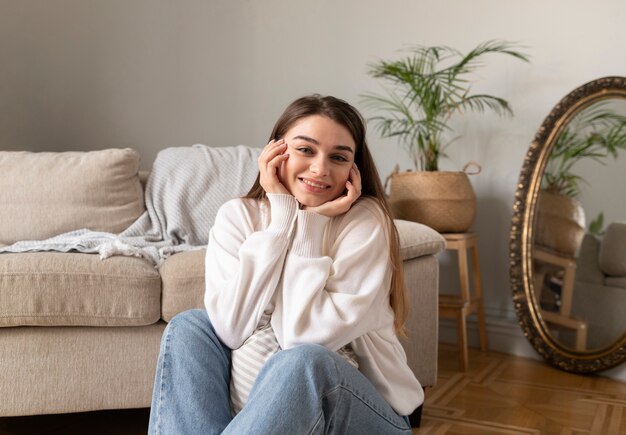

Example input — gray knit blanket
[0,145,261,265]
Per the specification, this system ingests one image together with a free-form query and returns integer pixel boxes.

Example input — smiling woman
[147,94,421,434]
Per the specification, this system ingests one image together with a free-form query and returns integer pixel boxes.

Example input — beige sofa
[571,224,626,349]
[0,148,445,418]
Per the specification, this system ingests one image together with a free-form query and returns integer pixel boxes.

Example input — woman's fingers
[259,139,285,165]
[260,140,288,172]
[342,164,361,204]
[258,139,289,195]
[350,164,362,195]
[267,151,288,168]
[260,139,286,159]
[344,179,360,204]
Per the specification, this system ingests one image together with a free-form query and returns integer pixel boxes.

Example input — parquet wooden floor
[416,344,626,435]
[1,344,624,434]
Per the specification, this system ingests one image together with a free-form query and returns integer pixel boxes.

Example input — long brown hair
[245,94,408,335]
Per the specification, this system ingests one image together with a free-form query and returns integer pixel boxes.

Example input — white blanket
[0,144,261,265]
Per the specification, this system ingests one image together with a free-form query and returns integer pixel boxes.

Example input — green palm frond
[543,102,626,197]
[448,94,513,117]
[362,40,529,170]
[589,212,605,236]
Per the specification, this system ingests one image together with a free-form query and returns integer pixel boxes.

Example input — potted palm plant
[363,40,529,232]
[536,104,626,256]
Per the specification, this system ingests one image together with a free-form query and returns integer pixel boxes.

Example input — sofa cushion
[599,222,626,277]
[160,249,206,322]
[0,148,145,245]
[605,276,626,289]
[0,252,161,327]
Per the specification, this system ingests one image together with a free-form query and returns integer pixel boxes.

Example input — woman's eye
[332,155,349,162]
[297,147,313,154]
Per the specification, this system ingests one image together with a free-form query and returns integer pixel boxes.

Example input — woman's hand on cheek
[258,139,290,195]
[304,164,362,217]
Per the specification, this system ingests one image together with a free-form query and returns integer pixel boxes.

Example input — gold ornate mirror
[510,76,626,372]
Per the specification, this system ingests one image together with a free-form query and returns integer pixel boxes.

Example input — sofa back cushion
[599,221,626,277]
[0,149,145,245]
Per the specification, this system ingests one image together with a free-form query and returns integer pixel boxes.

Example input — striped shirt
[230,312,358,414]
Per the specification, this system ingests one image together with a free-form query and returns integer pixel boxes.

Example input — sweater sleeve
[204,194,298,349]
[272,199,392,351]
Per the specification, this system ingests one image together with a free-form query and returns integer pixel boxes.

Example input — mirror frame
[510,76,626,373]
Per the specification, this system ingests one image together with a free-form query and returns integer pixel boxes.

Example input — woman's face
[278,115,356,207]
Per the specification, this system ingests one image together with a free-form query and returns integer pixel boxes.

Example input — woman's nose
[310,157,328,176]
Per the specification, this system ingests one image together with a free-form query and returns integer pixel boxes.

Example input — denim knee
[282,343,335,361]
[168,308,208,329]
[163,309,214,348]
[267,344,340,378]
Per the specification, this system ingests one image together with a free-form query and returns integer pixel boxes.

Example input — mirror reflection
[532,98,626,352]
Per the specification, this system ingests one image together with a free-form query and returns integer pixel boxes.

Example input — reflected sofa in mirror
[510,76,626,373]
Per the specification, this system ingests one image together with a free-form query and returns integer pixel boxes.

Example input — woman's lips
[299,177,330,193]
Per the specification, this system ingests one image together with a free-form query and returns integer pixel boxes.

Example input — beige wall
[2,0,625,372]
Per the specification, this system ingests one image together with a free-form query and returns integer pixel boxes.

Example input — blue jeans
[148,309,412,434]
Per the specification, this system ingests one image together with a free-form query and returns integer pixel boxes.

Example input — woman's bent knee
[285,343,334,360]
[268,344,340,375]
[168,308,209,328]
[163,309,214,347]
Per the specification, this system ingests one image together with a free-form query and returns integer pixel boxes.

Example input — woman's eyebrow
[292,135,354,153]
[292,135,319,145]
[334,145,354,154]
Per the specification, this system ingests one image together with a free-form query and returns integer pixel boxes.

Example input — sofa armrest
[395,219,446,260]
[394,219,444,388]
[400,254,440,387]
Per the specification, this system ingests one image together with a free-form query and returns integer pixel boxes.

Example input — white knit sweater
[204,193,423,416]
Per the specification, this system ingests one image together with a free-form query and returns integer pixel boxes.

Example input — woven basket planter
[534,190,586,258]
[388,170,476,233]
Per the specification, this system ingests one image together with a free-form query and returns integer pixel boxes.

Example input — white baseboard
[439,313,626,382]
[438,312,541,361]
[602,364,626,382]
